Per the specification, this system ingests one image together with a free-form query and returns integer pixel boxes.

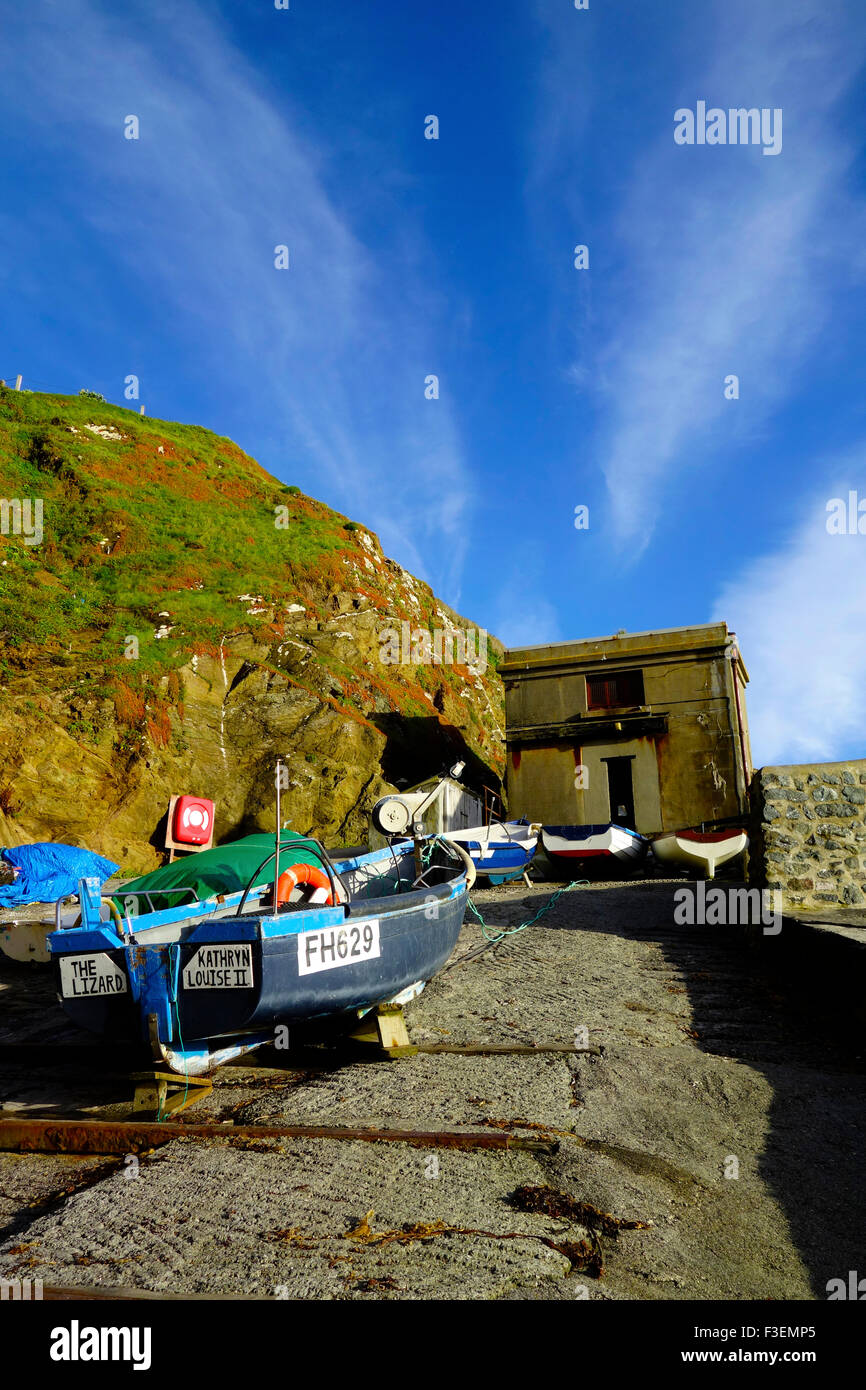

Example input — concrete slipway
[0,881,863,1301]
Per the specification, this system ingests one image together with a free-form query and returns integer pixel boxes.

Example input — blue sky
[1,0,865,765]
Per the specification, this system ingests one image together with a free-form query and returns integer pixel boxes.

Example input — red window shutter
[586,670,644,709]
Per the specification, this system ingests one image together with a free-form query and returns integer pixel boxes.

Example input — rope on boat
[165,943,191,1119]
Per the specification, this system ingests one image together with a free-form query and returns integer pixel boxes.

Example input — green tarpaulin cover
[112,831,325,915]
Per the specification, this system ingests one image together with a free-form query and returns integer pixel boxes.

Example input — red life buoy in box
[173,796,214,845]
[275,863,334,906]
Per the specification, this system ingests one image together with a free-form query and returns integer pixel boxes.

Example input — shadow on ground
[538,878,865,1298]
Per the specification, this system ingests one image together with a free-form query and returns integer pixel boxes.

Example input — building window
[586,669,644,710]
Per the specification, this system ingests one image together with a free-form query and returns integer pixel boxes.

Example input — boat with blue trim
[444,817,539,885]
[542,822,648,871]
[47,822,474,1076]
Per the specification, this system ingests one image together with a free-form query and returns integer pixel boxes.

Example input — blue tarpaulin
[0,843,119,907]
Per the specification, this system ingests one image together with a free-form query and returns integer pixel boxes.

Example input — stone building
[502,622,751,833]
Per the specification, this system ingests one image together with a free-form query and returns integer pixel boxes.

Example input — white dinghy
[650,829,748,880]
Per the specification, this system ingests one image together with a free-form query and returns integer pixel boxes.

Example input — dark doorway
[605,756,636,829]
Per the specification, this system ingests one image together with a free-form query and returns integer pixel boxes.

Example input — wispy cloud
[0,0,474,603]
[488,540,563,648]
[533,0,866,552]
[713,456,866,764]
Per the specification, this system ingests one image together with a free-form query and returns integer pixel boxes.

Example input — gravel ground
[0,879,863,1300]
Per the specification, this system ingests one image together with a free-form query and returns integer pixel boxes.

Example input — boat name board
[59,952,128,998]
[182,944,253,990]
[298,920,381,976]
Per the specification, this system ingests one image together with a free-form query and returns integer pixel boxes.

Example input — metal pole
[274,759,282,910]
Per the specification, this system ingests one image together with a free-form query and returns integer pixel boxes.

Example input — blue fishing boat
[444,818,539,885]
[47,825,474,1076]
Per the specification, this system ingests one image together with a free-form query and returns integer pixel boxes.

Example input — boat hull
[447,820,538,881]
[0,919,52,964]
[49,876,468,1056]
[542,823,647,869]
[650,831,748,879]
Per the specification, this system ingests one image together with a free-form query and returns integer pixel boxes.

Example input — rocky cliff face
[0,388,504,872]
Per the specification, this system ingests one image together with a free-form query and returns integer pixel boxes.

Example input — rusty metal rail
[414,1043,599,1056]
[39,1284,269,1301]
[0,1117,559,1157]
[0,1041,597,1067]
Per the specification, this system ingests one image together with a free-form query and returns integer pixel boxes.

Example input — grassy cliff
[0,387,504,871]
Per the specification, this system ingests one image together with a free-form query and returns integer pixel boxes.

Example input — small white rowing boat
[650,830,748,879]
[443,819,539,883]
[542,823,648,867]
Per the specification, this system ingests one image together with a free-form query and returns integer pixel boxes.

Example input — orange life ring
[275,863,334,906]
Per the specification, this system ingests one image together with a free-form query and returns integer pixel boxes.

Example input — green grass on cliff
[0,388,349,670]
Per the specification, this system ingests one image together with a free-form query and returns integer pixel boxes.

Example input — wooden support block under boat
[130,1069,212,1119]
[348,1002,416,1057]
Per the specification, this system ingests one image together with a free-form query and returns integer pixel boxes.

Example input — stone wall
[749,761,866,910]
